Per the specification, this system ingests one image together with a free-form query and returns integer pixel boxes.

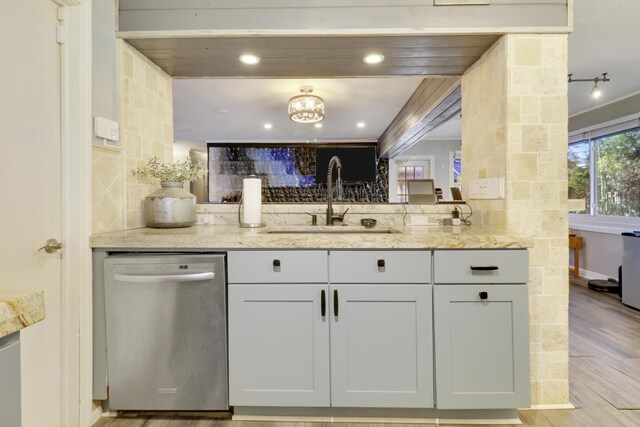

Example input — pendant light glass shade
[288,86,325,124]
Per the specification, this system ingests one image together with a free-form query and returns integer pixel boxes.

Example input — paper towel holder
[238,194,266,228]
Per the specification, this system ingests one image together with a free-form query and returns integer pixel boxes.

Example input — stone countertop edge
[90,225,533,249]
[0,290,45,339]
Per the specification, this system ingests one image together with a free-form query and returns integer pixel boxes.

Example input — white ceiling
[567,0,640,116]
[172,0,640,145]
[173,77,424,143]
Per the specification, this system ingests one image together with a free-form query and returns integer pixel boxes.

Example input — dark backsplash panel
[208,145,389,203]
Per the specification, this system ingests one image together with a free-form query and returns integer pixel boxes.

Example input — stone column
[461,34,569,405]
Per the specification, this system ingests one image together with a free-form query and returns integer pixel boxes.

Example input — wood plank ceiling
[123,35,500,78]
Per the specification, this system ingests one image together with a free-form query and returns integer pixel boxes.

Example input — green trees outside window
[568,127,640,217]
[568,140,589,213]
[596,128,640,216]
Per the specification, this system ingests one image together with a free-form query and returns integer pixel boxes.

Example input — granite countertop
[90,224,532,249]
[0,290,45,339]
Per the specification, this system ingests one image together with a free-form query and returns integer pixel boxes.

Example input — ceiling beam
[378,77,461,158]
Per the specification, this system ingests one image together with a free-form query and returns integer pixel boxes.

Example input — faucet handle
[306,212,318,226]
[332,208,349,223]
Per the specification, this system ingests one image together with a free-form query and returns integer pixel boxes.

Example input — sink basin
[264,226,401,235]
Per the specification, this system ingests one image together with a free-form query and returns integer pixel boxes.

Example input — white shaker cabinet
[227,249,433,409]
[227,250,330,407]
[328,250,433,408]
[433,250,530,409]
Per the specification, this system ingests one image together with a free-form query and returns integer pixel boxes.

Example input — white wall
[173,140,208,161]
[570,230,622,279]
[92,0,118,147]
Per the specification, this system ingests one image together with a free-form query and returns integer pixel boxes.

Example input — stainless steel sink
[264,226,401,234]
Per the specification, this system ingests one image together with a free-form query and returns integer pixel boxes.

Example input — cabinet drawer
[434,250,527,284]
[228,250,328,283]
[329,250,430,283]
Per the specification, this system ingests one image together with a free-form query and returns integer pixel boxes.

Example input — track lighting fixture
[568,73,610,99]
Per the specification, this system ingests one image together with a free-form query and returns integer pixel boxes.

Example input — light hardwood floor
[94,282,640,427]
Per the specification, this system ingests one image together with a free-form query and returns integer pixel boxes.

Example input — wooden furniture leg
[569,234,584,278]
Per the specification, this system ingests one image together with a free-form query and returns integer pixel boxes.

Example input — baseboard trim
[524,403,575,410]
[232,414,521,425]
[91,403,103,425]
[577,268,610,280]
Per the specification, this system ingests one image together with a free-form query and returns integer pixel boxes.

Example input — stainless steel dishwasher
[104,253,228,411]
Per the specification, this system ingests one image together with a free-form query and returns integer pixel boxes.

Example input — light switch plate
[469,177,504,199]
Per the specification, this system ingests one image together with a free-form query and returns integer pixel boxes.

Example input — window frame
[569,117,640,234]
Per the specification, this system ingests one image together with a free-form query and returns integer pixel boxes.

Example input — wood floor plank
[571,355,640,409]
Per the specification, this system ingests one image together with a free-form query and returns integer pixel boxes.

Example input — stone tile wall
[461,34,569,406]
[120,41,174,229]
[92,41,174,232]
[92,147,124,233]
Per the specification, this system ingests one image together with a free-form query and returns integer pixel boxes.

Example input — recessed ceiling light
[363,53,384,64]
[357,122,366,128]
[264,123,272,129]
[314,123,322,128]
[239,54,260,65]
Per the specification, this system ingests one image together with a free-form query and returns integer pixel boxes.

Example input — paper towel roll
[242,177,262,225]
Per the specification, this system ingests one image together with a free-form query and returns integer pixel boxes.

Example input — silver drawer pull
[114,272,215,283]
[470,265,499,271]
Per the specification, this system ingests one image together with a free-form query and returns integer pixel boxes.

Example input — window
[568,126,640,218]
[396,165,425,203]
[568,140,590,214]
[388,157,433,203]
[449,150,461,189]
[595,128,640,216]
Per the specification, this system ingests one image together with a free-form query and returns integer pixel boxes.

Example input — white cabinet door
[433,284,530,409]
[330,285,433,408]
[228,284,330,407]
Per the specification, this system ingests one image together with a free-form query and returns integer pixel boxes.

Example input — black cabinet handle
[273,259,281,271]
[479,291,488,300]
[321,290,326,317]
[470,265,499,271]
[333,289,339,317]
[377,259,385,271]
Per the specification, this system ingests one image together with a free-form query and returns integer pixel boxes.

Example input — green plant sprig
[133,156,207,184]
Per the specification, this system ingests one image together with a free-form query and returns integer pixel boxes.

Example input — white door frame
[53,0,94,426]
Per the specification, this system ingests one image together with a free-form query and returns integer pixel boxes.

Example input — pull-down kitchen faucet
[326,156,348,225]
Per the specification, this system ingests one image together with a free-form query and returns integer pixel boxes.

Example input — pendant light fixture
[288,86,325,124]
[568,73,610,99]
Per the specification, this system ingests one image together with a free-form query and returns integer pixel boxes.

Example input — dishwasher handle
[114,272,215,283]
